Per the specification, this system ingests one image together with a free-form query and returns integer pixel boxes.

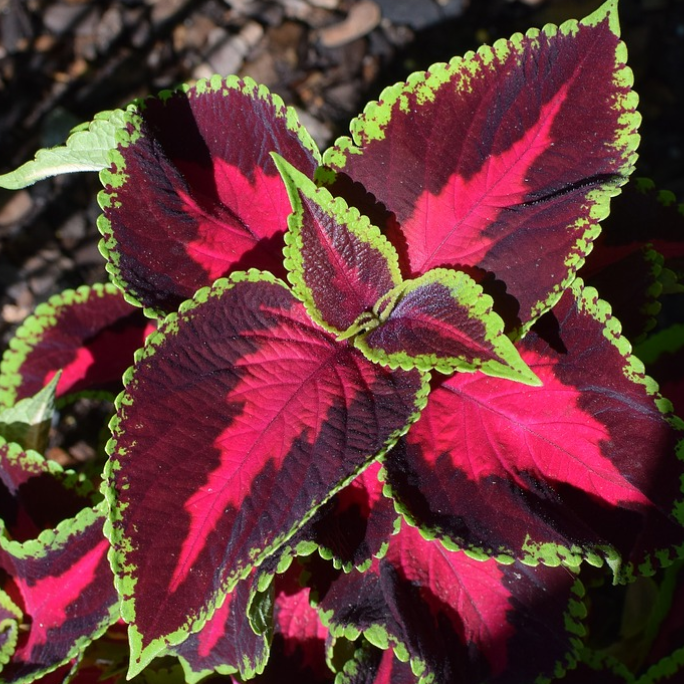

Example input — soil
[1,0,683,349]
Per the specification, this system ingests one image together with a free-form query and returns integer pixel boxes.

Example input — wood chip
[317,0,381,48]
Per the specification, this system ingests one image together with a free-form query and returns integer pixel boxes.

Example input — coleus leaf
[98,76,320,315]
[305,461,398,571]
[316,521,585,684]
[323,0,639,330]
[0,283,153,409]
[383,279,684,574]
[589,177,684,277]
[0,436,97,542]
[0,503,119,684]
[584,246,665,342]
[336,639,418,684]
[273,154,402,335]
[104,271,428,677]
[353,268,540,384]
[173,568,269,683]
[0,110,125,190]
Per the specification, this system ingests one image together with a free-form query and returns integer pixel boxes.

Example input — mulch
[1,0,682,348]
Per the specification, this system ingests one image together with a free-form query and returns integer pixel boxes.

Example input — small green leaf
[0,110,125,189]
[0,373,60,453]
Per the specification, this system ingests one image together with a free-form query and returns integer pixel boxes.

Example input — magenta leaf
[316,522,584,684]
[323,0,639,330]
[0,283,153,408]
[0,437,97,542]
[104,271,428,676]
[355,268,540,384]
[0,504,119,684]
[273,155,402,335]
[173,569,269,683]
[98,76,320,315]
[383,279,684,573]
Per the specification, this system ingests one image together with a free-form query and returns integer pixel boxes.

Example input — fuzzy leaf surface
[98,76,320,315]
[317,522,583,684]
[0,284,152,408]
[0,110,125,189]
[0,505,119,684]
[355,268,539,384]
[274,155,401,334]
[324,0,639,328]
[104,272,427,676]
[384,280,684,573]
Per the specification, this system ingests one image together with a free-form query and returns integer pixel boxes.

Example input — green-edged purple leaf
[98,76,320,315]
[383,279,684,573]
[0,437,97,542]
[0,284,153,408]
[173,568,269,683]
[584,246,665,342]
[323,0,638,330]
[304,460,398,571]
[104,271,428,676]
[589,177,684,277]
[354,268,540,385]
[273,154,402,335]
[317,522,584,684]
[0,504,119,684]
[336,640,418,684]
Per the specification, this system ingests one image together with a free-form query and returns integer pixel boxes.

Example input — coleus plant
[1,0,684,682]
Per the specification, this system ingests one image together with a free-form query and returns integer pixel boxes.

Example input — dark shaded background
[1,0,682,347]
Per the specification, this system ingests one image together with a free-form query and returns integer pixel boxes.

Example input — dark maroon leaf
[98,77,320,314]
[336,641,418,684]
[323,2,639,329]
[383,279,684,573]
[0,437,97,542]
[591,177,684,277]
[305,461,398,571]
[104,272,427,676]
[584,246,664,342]
[0,504,119,684]
[173,569,269,682]
[0,283,153,407]
[317,522,584,684]
[274,155,401,335]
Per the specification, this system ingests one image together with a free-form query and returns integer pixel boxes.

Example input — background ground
[1,0,682,348]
